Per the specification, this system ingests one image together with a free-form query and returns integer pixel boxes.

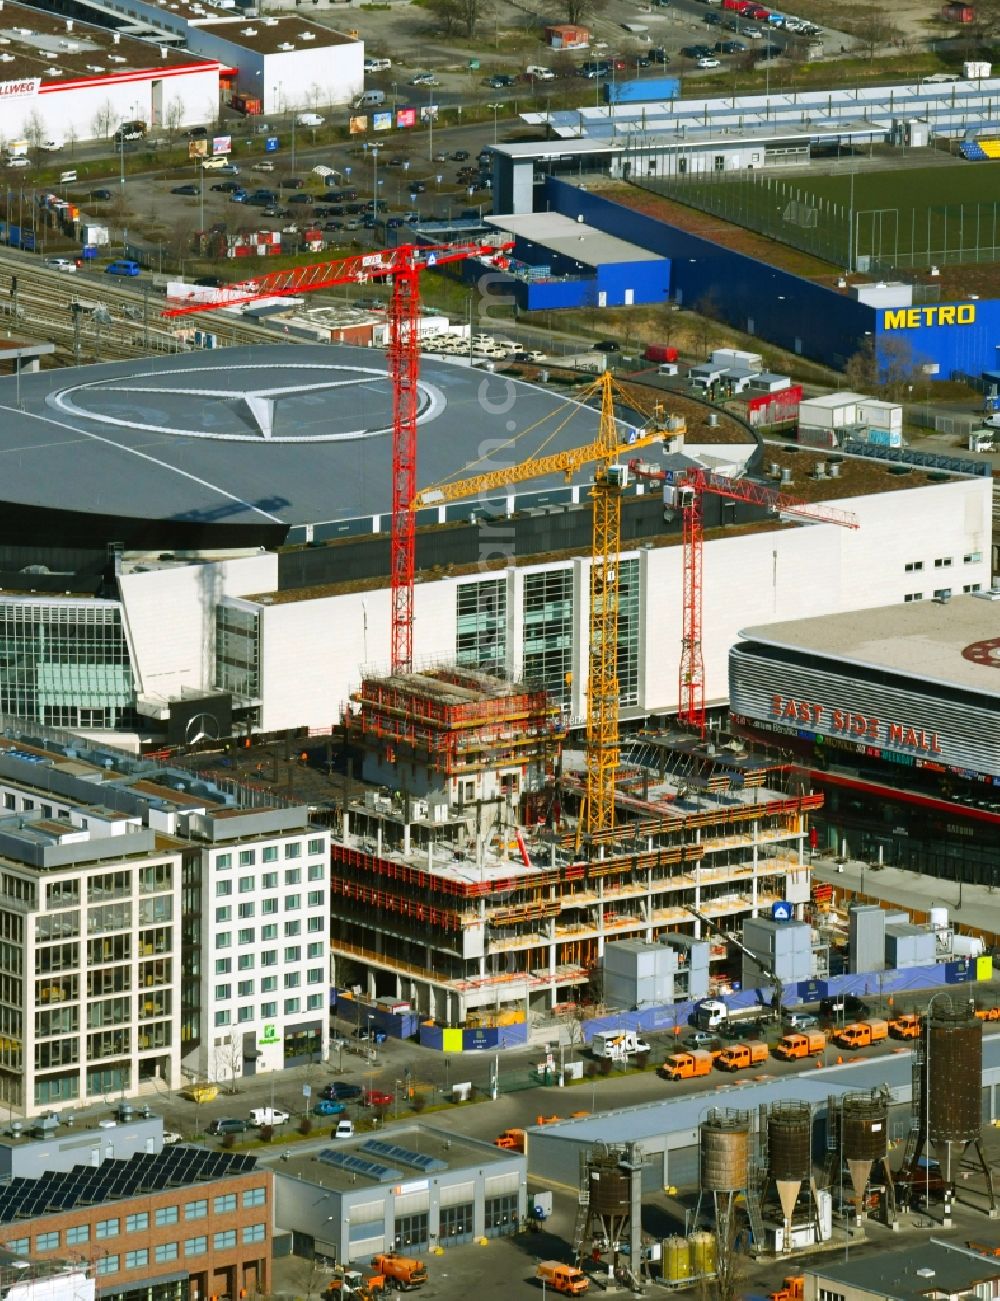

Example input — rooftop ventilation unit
[299,29,314,37]
[241,26,256,34]
[113,31,120,42]
[277,40,294,48]
[45,64,62,73]
[0,53,16,62]
[109,53,126,61]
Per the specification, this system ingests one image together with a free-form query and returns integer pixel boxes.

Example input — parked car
[208,1118,252,1135]
[409,72,436,86]
[682,43,714,57]
[716,39,746,51]
[820,995,869,1020]
[251,161,276,172]
[288,193,314,204]
[105,260,141,276]
[452,149,470,161]
[45,257,76,272]
[333,1119,355,1140]
[784,1012,819,1030]
[90,187,113,200]
[684,1030,720,1050]
[322,1081,363,1101]
[697,55,721,66]
[250,1107,289,1127]
[171,184,198,195]
[593,338,621,353]
[486,74,515,88]
[313,1099,346,1116]
[362,1089,395,1108]
[185,126,209,139]
[162,1130,183,1145]
[216,163,240,176]
[280,177,305,189]
[212,180,243,192]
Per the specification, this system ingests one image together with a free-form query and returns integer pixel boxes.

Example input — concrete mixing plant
[572,1146,643,1286]
[695,1110,764,1264]
[898,998,997,1218]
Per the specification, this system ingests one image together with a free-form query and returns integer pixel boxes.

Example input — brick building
[0,1147,272,1301]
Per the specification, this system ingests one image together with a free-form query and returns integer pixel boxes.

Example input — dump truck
[772,1030,826,1061]
[535,1262,589,1295]
[370,1255,427,1291]
[832,1018,889,1050]
[494,1127,526,1152]
[325,1271,386,1301]
[716,1040,769,1071]
[658,1050,713,1081]
[768,1277,804,1301]
[889,1013,922,1039]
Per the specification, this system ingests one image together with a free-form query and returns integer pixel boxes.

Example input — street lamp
[486,102,502,145]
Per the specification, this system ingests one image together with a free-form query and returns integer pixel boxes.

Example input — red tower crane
[163,239,511,672]
[628,462,860,734]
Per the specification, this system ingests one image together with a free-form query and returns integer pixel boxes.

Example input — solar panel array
[0,1147,257,1222]
[317,1149,403,1183]
[361,1140,446,1174]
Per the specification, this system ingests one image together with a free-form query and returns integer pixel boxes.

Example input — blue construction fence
[580,959,990,1044]
[418,1021,530,1052]
[331,989,423,1040]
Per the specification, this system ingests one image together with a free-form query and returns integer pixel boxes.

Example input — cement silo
[574,1146,643,1282]
[900,998,996,1216]
[695,1110,761,1270]
[763,1101,820,1250]
[826,1088,895,1226]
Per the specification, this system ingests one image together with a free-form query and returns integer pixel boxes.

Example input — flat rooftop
[0,2,216,83]
[808,1240,1000,1300]
[486,212,663,267]
[189,15,355,54]
[740,592,1000,697]
[262,1125,510,1192]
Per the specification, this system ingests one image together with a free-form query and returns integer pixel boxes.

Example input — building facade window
[185,1237,207,1257]
[523,568,573,707]
[155,1243,179,1263]
[213,1230,237,1250]
[213,1193,237,1214]
[96,1219,119,1239]
[35,1232,59,1251]
[242,1224,266,1244]
[215,603,260,701]
[125,1250,148,1270]
[155,1206,178,1227]
[66,1226,90,1245]
[96,1256,119,1276]
[616,556,640,708]
[0,599,135,729]
[184,1200,208,1221]
[456,577,507,674]
[242,1187,266,1208]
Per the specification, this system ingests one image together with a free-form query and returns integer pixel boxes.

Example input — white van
[353,89,386,109]
[296,112,324,127]
[364,57,392,72]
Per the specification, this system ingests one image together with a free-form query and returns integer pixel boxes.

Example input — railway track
[0,249,286,365]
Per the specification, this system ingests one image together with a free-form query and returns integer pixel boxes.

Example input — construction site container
[604,76,680,103]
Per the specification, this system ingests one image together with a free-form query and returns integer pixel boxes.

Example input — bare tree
[22,109,44,155]
[692,291,723,359]
[165,97,185,137]
[844,335,877,392]
[563,0,607,25]
[843,6,901,58]
[64,123,78,157]
[91,99,115,141]
[216,1033,243,1093]
[425,0,490,37]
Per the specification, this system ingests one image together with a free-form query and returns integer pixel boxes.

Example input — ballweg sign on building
[0,78,40,99]
[769,692,943,754]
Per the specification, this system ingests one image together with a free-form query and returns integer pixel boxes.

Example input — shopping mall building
[729,593,1000,880]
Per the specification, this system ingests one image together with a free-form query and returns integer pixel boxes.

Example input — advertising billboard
[212,135,232,156]
[372,111,392,132]
[188,139,208,158]
[396,107,417,128]
[349,115,368,135]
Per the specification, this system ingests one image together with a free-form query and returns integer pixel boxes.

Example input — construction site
[331,676,816,1021]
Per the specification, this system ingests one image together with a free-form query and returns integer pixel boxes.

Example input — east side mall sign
[769,692,943,754]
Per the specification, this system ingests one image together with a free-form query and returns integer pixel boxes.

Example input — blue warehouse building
[483,212,670,310]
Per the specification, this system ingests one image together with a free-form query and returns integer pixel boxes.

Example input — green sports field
[648,163,1000,269]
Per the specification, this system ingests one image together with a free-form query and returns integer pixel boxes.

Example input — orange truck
[658,1050,713,1081]
[494,1128,526,1152]
[769,1277,804,1301]
[370,1255,428,1291]
[716,1040,769,1072]
[889,1013,921,1039]
[772,1030,826,1061]
[832,1018,889,1050]
[535,1262,589,1295]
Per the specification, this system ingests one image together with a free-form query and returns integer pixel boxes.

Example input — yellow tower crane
[413,372,684,841]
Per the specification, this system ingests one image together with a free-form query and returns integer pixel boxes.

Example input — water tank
[926,1001,982,1142]
[768,1101,812,1182]
[700,1109,751,1192]
[587,1155,631,1215]
[663,1236,692,1282]
[689,1231,716,1276]
[930,906,949,930]
[841,1089,889,1161]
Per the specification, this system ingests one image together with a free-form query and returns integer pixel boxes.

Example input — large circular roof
[0,344,603,550]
